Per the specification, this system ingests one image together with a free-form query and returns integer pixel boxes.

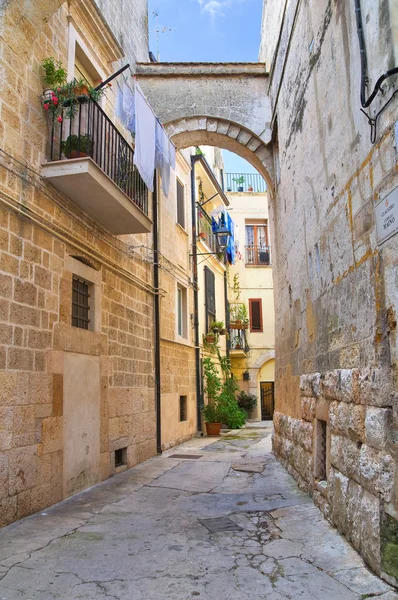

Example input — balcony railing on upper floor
[224,172,266,193]
[245,245,271,266]
[48,96,148,216]
[197,207,219,254]
[228,327,250,354]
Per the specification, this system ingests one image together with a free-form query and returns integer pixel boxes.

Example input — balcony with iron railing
[228,327,250,356]
[224,172,266,193]
[41,96,151,235]
[197,207,220,255]
[245,245,271,266]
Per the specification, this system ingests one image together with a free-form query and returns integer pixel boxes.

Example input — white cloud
[197,0,248,23]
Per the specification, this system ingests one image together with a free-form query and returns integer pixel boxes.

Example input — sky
[148,0,263,175]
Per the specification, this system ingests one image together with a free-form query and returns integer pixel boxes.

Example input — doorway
[260,381,274,420]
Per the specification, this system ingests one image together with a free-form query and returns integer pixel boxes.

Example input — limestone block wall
[262,0,398,583]
[158,156,197,450]
[0,0,156,526]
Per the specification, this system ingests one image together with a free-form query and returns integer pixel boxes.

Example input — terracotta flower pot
[206,422,221,436]
[68,149,89,159]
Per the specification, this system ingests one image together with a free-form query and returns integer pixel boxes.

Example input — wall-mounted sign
[375,186,398,245]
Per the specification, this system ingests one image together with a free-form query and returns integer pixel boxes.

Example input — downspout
[191,155,203,432]
[153,171,162,454]
[224,270,230,360]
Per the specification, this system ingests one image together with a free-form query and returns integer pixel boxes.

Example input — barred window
[72,276,90,330]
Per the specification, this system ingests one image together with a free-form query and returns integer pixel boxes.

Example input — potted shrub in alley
[61,134,93,159]
[232,175,245,192]
[202,402,223,436]
[237,391,257,416]
[202,357,223,435]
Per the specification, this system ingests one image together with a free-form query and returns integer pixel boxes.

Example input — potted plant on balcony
[41,57,67,101]
[248,185,254,192]
[232,175,245,192]
[210,320,224,335]
[61,134,93,159]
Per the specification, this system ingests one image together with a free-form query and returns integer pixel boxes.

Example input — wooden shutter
[204,267,215,330]
[177,179,185,228]
[249,298,263,332]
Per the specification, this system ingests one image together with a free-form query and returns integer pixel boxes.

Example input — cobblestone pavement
[0,425,397,599]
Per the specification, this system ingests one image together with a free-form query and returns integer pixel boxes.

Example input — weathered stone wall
[0,0,156,526]
[263,0,398,583]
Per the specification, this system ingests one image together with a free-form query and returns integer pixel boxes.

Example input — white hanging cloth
[169,140,176,170]
[133,83,156,192]
[155,120,172,197]
[116,81,135,133]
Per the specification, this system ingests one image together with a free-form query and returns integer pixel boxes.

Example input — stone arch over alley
[136,62,274,190]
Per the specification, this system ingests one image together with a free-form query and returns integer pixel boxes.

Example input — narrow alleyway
[0,426,396,600]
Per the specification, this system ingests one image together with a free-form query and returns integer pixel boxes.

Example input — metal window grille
[179,396,187,422]
[315,420,327,481]
[115,447,127,467]
[72,276,90,330]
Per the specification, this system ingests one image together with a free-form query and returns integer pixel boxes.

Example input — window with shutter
[249,298,263,332]
[204,267,216,331]
[176,179,185,228]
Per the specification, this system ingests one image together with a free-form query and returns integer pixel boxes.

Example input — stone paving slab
[0,428,396,600]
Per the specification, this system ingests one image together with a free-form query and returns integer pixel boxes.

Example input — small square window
[179,396,187,422]
[115,447,127,467]
[72,276,91,330]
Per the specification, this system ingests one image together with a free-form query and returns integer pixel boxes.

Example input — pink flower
[57,116,63,123]
[57,87,61,91]
[52,96,58,105]
[43,103,49,111]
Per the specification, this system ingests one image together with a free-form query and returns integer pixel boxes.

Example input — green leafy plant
[237,391,257,415]
[232,175,245,187]
[41,57,67,89]
[210,320,224,333]
[202,402,223,424]
[219,377,246,428]
[61,134,93,158]
[203,357,222,402]
[231,274,241,301]
[230,303,248,324]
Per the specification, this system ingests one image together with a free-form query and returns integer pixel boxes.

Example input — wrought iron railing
[245,245,271,266]
[229,327,250,353]
[49,97,148,215]
[224,172,266,193]
[197,207,218,253]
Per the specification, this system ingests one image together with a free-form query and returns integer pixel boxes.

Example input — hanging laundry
[134,83,156,192]
[161,127,171,196]
[155,120,171,196]
[116,82,136,134]
[155,120,164,169]
[169,140,176,170]
[122,82,135,133]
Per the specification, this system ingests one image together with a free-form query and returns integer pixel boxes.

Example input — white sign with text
[375,186,398,245]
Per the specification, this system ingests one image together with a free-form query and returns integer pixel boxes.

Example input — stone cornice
[68,0,124,65]
[136,62,268,77]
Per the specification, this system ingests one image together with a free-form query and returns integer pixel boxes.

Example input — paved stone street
[0,426,396,600]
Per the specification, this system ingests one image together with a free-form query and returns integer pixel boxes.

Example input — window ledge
[176,222,189,236]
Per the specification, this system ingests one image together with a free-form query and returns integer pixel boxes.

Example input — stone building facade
[0,0,157,526]
[260,0,398,584]
[226,189,275,421]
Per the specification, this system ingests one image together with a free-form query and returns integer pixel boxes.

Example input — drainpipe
[153,171,162,454]
[191,155,203,432]
[224,270,230,360]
